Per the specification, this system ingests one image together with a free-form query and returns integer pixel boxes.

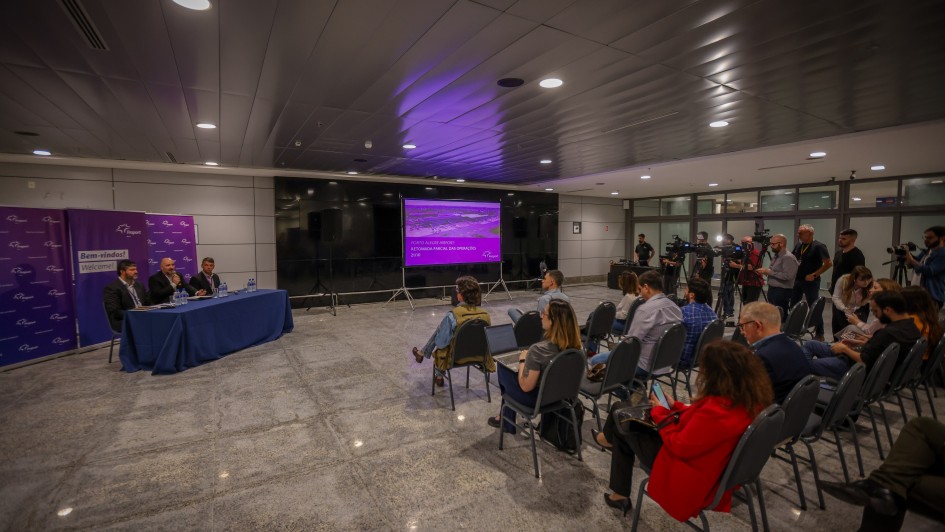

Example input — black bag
[539,399,584,454]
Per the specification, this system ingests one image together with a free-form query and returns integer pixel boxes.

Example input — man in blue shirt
[738,301,811,403]
[679,277,717,368]
[904,225,945,309]
[508,269,569,323]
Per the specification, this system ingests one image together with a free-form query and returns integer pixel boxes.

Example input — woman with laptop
[487,300,582,433]
[594,341,774,520]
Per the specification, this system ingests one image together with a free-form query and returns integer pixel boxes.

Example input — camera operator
[661,246,683,300]
[716,233,738,320]
[904,225,945,309]
[792,224,832,341]
[729,235,764,304]
[691,231,716,283]
[756,234,799,316]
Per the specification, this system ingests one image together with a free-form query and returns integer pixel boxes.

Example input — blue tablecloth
[119,289,294,374]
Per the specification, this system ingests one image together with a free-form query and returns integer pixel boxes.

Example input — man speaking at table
[149,257,204,303]
[103,260,149,332]
[189,257,221,294]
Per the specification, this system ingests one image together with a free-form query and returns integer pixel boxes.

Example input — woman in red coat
[595,341,774,521]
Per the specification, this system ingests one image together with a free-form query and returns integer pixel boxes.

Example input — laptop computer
[485,323,522,369]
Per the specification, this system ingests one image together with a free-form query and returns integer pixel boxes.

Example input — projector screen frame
[401,197,502,269]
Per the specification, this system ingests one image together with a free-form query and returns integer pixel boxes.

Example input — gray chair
[884,338,927,424]
[582,301,617,354]
[799,364,867,504]
[498,348,586,478]
[673,319,724,398]
[771,376,821,510]
[103,301,121,363]
[783,300,809,339]
[800,296,826,341]
[904,336,945,420]
[513,310,543,348]
[633,323,686,399]
[578,337,641,431]
[433,318,492,411]
[630,404,785,532]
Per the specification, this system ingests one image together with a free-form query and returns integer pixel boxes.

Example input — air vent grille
[59,0,110,51]
[165,151,178,164]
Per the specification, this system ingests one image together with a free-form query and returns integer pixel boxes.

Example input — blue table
[119,289,294,374]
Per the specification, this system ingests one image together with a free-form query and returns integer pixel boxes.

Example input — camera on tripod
[886,242,918,257]
[716,243,745,261]
[665,235,692,255]
[753,228,772,248]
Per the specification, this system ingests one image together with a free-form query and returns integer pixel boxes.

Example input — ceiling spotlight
[205,161,218,166]
[540,159,552,164]
[708,183,719,187]
[709,120,729,128]
[456,179,465,183]
[610,192,619,195]
[346,171,358,175]
[539,78,563,88]
[640,175,651,180]
[544,188,554,191]
[809,151,827,158]
[871,165,886,171]
[402,143,417,149]
[196,122,216,129]
[424,187,434,190]
[172,0,211,10]
[507,192,515,196]
[32,149,51,156]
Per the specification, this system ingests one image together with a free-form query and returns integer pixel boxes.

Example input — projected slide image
[404,199,501,267]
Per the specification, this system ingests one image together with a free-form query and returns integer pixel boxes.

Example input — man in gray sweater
[626,269,683,378]
[757,233,799,316]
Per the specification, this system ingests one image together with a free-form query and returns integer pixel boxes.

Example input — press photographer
[715,233,741,320]
[903,225,945,309]
[660,236,687,299]
[691,231,716,283]
[729,235,764,304]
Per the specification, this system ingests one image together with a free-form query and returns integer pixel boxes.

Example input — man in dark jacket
[103,259,148,332]
[189,257,221,294]
[739,302,811,403]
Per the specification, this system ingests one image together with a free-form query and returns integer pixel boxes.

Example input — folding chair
[513,310,543,348]
[771,376,821,510]
[432,319,492,411]
[673,319,724,398]
[578,337,641,431]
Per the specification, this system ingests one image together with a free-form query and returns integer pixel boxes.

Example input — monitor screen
[403,199,501,267]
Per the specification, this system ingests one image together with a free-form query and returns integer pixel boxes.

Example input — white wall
[0,162,276,288]
[558,195,626,279]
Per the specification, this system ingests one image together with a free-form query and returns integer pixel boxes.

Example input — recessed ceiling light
[809,151,827,158]
[328,181,337,185]
[610,192,619,195]
[539,78,563,88]
[456,179,465,183]
[383,192,393,196]
[196,122,216,129]
[507,192,515,196]
[708,183,719,187]
[640,175,651,180]
[425,187,434,190]
[852,196,862,201]
[346,171,358,175]
[709,120,729,128]
[540,159,552,164]
[402,144,417,149]
[871,165,886,171]
[544,188,554,191]
[205,161,218,166]
[932,180,943,184]
[172,0,211,10]
[32,149,51,156]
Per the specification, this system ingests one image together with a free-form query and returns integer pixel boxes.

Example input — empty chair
[673,319,724,397]
[800,297,826,340]
[783,300,809,339]
[582,301,617,354]
[579,337,641,431]
[432,318,492,411]
[904,336,945,420]
[771,376,822,510]
[630,405,786,532]
[497,348,586,478]
[633,323,686,399]
[883,338,927,423]
[513,310,543,348]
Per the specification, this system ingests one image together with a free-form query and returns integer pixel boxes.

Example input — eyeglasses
[736,320,758,330]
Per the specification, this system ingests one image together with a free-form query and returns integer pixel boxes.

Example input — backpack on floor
[539,399,584,454]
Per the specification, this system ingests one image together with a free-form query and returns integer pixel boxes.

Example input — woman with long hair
[488,299,583,433]
[832,265,873,335]
[843,277,903,339]
[902,286,943,361]
[595,341,774,520]
[613,271,641,334]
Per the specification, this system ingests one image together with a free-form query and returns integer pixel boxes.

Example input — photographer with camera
[756,234,798,316]
[661,238,684,300]
[904,225,945,309]
[716,233,739,321]
[729,235,764,305]
[691,231,716,283]
[792,224,832,341]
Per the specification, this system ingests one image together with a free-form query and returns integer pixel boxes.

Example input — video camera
[665,235,691,255]
[715,243,745,261]
[753,228,772,248]
[886,242,918,257]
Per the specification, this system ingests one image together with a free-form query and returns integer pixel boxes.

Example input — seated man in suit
[149,257,202,303]
[189,257,221,294]
[103,259,148,331]
[738,301,811,404]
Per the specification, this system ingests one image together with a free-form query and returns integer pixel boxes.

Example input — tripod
[663,254,687,301]
[484,261,512,301]
[884,256,911,287]
[386,267,416,310]
[715,265,740,319]
[304,243,348,315]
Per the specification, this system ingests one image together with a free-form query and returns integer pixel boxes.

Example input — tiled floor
[1,283,942,531]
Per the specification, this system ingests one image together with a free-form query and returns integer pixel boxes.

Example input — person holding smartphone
[594,341,774,520]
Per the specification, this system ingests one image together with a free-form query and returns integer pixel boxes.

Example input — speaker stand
[484,261,512,301]
[386,267,416,310]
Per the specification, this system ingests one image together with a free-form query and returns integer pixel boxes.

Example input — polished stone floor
[1,283,943,531]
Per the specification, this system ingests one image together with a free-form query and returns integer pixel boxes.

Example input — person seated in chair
[820,416,945,532]
[678,277,718,369]
[487,300,583,433]
[737,302,811,404]
[901,285,943,363]
[594,341,774,519]
[148,257,203,303]
[103,260,149,332]
[508,269,569,324]
[189,257,221,294]
[412,276,491,386]
[613,270,642,334]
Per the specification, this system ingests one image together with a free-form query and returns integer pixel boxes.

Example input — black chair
[103,301,121,363]
[582,301,617,354]
[904,336,945,420]
[771,376,821,510]
[883,338,927,424]
[632,323,686,399]
[783,300,809,339]
[613,296,645,342]
[578,337,641,431]
[630,404,785,532]
[800,296,826,341]
[673,319,724,398]
[497,348,586,478]
[799,363,867,504]
[513,311,543,348]
[432,319,492,411]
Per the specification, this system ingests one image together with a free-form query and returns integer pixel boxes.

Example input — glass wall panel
[900,214,942,249]
[725,191,758,213]
[798,217,837,291]
[901,176,945,207]
[634,199,660,216]
[849,180,898,208]
[798,185,839,210]
[661,196,691,216]
[726,220,757,243]
[696,193,724,215]
[849,216,895,279]
[660,221,690,247]
[760,189,794,212]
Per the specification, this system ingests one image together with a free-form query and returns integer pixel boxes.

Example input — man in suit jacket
[189,257,221,294]
[739,301,811,403]
[103,259,148,332]
[149,257,201,303]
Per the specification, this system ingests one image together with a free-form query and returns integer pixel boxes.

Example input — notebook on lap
[485,324,522,369]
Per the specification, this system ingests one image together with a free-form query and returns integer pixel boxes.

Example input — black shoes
[604,493,632,516]
[487,415,516,434]
[819,479,903,516]
[412,347,424,364]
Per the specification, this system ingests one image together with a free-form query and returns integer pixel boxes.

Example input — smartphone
[651,382,670,409]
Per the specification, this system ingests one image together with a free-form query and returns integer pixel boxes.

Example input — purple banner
[403,199,501,267]
[145,214,198,282]
[68,209,148,346]
[0,207,76,367]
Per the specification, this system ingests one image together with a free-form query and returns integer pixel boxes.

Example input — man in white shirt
[148,257,203,303]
